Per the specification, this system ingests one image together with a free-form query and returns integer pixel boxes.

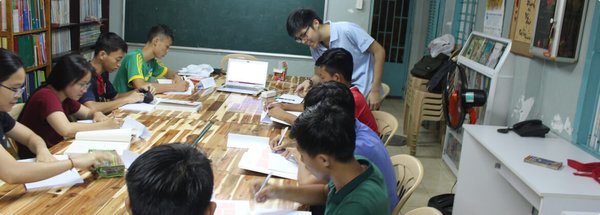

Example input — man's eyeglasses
[295,27,311,43]
[0,84,25,97]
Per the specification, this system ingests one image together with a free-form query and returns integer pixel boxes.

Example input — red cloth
[351,86,379,135]
[96,73,105,97]
[18,86,81,158]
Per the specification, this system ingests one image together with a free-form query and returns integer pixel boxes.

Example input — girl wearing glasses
[0,48,109,184]
[17,54,122,159]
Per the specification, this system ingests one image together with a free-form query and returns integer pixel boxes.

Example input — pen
[277,127,289,147]
[191,120,214,148]
[275,97,295,102]
[256,172,273,197]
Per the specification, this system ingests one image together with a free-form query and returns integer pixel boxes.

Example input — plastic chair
[391,154,424,215]
[372,110,398,146]
[219,54,257,73]
[382,83,391,100]
[403,74,444,155]
[403,207,443,215]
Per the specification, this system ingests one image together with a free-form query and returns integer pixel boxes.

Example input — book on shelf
[50,0,69,26]
[80,0,101,22]
[79,24,100,46]
[1,0,7,31]
[12,0,47,32]
[18,70,45,102]
[63,128,134,156]
[0,37,7,48]
[14,33,46,68]
[51,28,70,54]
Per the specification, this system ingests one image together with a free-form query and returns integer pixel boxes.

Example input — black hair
[94,32,128,56]
[0,48,24,83]
[47,54,95,91]
[315,48,353,83]
[146,24,175,43]
[286,8,322,37]
[126,143,214,215]
[304,81,355,115]
[291,103,356,162]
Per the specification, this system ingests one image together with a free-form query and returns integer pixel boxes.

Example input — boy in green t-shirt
[113,24,188,94]
[253,103,390,215]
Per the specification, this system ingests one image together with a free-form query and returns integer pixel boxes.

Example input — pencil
[191,120,214,148]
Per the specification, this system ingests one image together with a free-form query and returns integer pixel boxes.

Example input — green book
[89,149,125,178]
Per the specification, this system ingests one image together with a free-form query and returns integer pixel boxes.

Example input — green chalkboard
[124,0,324,56]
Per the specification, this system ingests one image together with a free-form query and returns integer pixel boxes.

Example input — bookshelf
[50,0,108,61]
[0,0,52,102]
[442,31,514,175]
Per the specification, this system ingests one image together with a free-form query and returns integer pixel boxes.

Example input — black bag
[427,60,458,93]
[410,54,450,79]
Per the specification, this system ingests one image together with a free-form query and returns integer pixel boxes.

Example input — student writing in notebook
[267,48,379,134]
[253,103,390,214]
[17,54,122,158]
[113,24,189,94]
[270,82,398,211]
[79,32,148,114]
[0,48,110,184]
[287,8,386,110]
[126,144,216,215]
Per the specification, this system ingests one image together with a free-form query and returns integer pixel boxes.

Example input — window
[451,0,479,46]
[371,0,411,63]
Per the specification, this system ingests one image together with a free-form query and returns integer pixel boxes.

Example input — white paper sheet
[239,148,298,180]
[270,111,302,126]
[163,79,194,95]
[18,155,83,190]
[63,140,130,156]
[74,128,133,142]
[121,150,140,169]
[261,111,273,124]
[227,133,270,149]
[275,94,303,104]
[121,117,151,139]
[213,200,311,215]
[119,103,156,112]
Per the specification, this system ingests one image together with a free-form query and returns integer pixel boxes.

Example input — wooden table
[0,75,309,214]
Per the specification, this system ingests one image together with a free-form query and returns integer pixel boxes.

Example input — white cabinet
[454,125,600,215]
[442,31,514,174]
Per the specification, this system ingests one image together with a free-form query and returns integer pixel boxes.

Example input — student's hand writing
[35,150,57,162]
[294,80,311,97]
[126,92,145,104]
[102,117,123,129]
[269,134,296,153]
[173,80,189,92]
[367,91,382,110]
[265,102,284,111]
[280,147,299,160]
[251,180,280,203]
[93,112,109,122]
[266,107,287,119]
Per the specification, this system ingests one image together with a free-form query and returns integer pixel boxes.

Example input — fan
[442,64,487,130]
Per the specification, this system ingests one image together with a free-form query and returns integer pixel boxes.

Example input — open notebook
[239,147,298,180]
[17,155,83,190]
[63,128,133,156]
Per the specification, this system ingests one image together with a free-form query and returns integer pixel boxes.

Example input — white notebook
[18,155,83,190]
[226,133,270,149]
[63,128,133,156]
[238,148,298,180]
[269,111,302,126]
[155,98,202,112]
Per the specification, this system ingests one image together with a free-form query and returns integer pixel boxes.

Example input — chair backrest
[404,207,443,215]
[382,83,391,100]
[219,54,257,73]
[391,154,424,215]
[372,110,398,146]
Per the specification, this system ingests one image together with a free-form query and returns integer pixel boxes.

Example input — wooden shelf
[13,28,49,36]
[0,31,8,36]
[25,64,49,72]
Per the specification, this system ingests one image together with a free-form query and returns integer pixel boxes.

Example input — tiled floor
[380,98,456,214]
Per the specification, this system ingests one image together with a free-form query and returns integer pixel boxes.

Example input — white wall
[110,1,376,78]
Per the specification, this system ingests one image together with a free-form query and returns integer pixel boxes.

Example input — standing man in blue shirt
[287,8,386,110]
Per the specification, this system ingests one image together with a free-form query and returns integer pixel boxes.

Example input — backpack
[410,54,450,79]
[426,60,458,93]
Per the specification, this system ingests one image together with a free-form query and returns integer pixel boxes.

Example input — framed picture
[530,0,588,63]
[509,0,538,57]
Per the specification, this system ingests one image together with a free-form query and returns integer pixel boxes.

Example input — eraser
[261,90,277,98]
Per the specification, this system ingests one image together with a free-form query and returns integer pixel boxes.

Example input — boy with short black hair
[267,48,379,134]
[113,24,188,94]
[287,8,386,110]
[254,104,390,214]
[79,32,147,113]
[126,143,216,215]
